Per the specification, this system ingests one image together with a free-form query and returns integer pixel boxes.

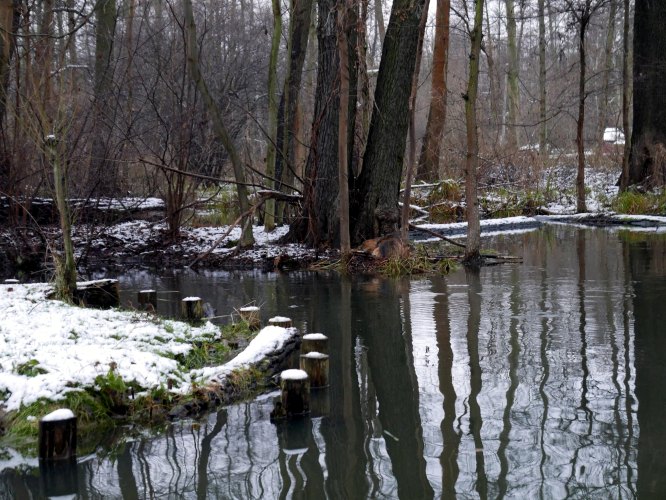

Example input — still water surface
[2,224,666,498]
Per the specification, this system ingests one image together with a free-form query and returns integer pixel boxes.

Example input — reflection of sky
[410,230,638,498]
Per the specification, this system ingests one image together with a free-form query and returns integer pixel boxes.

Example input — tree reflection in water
[2,226,661,497]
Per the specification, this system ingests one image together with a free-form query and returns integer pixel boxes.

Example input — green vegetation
[0,317,263,448]
[14,359,48,377]
[612,190,666,214]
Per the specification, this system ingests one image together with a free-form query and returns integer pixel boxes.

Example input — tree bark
[576,4,590,213]
[416,0,450,183]
[464,0,485,263]
[351,0,427,243]
[264,0,282,232]
[504,0,520,153]
[89,0,117,196]
[275,0,313,223]
[182,0,254,247]
[0,0,19,186]
[620,0,666,189]
[538,0,548,156]
[619,0,632,191]
[401,0,429,240]
[338,0,351,256]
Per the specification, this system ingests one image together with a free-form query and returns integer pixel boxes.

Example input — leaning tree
[619,0,666,189]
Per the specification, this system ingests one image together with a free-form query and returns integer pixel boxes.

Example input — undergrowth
[612,190,666,214]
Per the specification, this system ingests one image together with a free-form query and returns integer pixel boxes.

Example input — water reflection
[3,225,665,497]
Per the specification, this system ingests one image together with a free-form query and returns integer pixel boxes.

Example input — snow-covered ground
[0,283,294,415]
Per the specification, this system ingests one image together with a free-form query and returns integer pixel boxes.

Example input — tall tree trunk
[182,0,254,247]
[0,0,19,187]
[402,0,429,240]
[351,0,427,243]
[416,0,450,183]
[264,0,282,232]
[483,1,501,146]
[596,0,618,151]
[47,135,77,302]
[621,0,666,189]
[464,0,485,263]
[373,0,385,43]
[89,0,117,196]
[576,5,590,213]
[338,0,351,257]
[538,0,548,156]
[290,0,341,246]
[504,0,520,152]
[275,0,313,223]
[619,0,632,191]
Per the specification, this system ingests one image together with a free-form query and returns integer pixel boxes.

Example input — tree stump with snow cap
[239,306,261,330]
[181,297,204,322]
[299,352,329,388]
[302,333,328,355]
[39,408,77,461]
[268,316,292,328]
[280,369,310,417]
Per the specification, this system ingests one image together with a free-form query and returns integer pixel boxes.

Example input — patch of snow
[182,296,201,301]
[280,369,308,381]
[302,352,328,359]
[0,283,219,413]
[303,333,327,341]
[41,408,75,422]
[269,316,291,322]
[239,306,260,312]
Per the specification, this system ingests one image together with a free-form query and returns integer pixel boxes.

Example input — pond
[2,224,666,498]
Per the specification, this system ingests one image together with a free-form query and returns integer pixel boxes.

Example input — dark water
[2,224,666,498]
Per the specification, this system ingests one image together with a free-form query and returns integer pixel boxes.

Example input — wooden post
[239,306,261,330]
[309,387,330,417]
[138,289,157,310]
[39,409,77,461]
[302,333,328,355]
[268,316,292,328]
[299,352,329,388]
[280,369,310,416]
[181,297,204,322]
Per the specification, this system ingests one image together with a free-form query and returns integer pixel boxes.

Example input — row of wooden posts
[276,332,330,419]
[36,307,329,462]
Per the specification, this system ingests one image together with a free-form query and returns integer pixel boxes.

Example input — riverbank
[0,282,300,448]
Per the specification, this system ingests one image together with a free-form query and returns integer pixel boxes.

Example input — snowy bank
[0,284,299,421]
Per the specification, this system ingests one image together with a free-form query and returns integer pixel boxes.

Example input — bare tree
[464,0,485,263]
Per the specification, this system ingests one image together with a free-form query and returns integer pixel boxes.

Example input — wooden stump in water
[239,306,261,330]
[309,387,330,417]
[299,352,329,388]
[280,369,310,417]
[138,289,157,310]
[74,279,119,308]
[302,333,328,355]
[268,316,292,328]
[39,409,77,461]
[181,297,204,322]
